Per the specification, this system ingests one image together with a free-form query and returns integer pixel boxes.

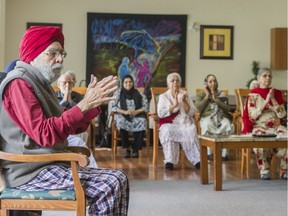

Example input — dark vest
[0,62,68,187]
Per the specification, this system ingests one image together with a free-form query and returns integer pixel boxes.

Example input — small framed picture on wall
[200,25,234,60]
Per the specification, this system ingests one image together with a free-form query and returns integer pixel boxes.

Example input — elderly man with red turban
[0,26,129,216]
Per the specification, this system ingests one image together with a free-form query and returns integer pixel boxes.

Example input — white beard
[33,60,63,83]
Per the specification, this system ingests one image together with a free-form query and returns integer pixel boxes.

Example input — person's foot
[194,162,200,170]
[208,154,213,161]
[222,156,228,161]
[132,150,139,158]
[124,149,131,158]
[260,173,270,180]
[165,162,174,170]
[280,172,287,180]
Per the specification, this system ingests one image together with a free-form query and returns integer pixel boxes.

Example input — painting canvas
[26,22,62,30]
[86,13,187,91]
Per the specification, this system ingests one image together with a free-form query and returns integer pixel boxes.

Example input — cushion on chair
[0,188,75,200]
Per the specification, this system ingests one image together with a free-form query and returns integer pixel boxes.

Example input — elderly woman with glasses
[157,72,200,171]
[242,67,287,180]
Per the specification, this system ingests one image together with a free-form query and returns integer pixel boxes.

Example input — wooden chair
[235,88,287,177]
[52,86,96,154]
[234,89,251,176]
[150,87,190,167]
[0,147,89,216]
[52,86,87,95]
[71,87,96,152]
[110,88,150,156]
[72,87,87,95]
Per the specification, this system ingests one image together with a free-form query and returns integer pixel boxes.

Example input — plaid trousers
[16,165,129,216]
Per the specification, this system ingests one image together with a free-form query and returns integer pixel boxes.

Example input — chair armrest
[0,150,87,203]
[230,110,241,118]
[66,146,91,157]
[194,112,201,121]
[149,112,158,121]
[0,151,89,167]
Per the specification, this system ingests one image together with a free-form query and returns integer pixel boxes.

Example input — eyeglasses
[43,49,67,59]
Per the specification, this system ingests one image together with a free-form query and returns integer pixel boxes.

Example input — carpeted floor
[42,179,287,216]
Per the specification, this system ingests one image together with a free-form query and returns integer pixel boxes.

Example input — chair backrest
[72,87,87,95]
[150,87,168,116]
[150,87,187,116]
[281,90,287,103]
[52,86,59,92]
[236,88,287,114]
[235,89,250,116]
[195,88,229,95]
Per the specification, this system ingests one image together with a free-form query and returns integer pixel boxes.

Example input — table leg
[213,143,222,191]
[246,148,251,178]
[200,143,208,184]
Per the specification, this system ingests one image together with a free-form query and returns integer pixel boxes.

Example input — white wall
[3,0,288,93]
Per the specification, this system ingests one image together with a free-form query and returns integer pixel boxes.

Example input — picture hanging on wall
[200,25,234,60]
[26,22,62,30]
[86,13,187,90]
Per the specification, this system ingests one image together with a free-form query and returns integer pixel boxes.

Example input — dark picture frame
[26,22,62,30]
[86,13,187,89]
[200,25,234,60]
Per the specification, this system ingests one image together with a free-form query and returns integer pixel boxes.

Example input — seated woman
[242,67,287,180]
[195,74,232,161]
[157,72,200,170]
[111,74,148,158]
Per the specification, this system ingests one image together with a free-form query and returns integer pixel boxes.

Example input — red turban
[19,26,64,63]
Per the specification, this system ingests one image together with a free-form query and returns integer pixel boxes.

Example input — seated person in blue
[55,72,96,168]
[55,72,83,109]
[111,75,148,158]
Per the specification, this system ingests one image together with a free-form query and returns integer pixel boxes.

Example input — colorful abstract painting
[86,13,187,91]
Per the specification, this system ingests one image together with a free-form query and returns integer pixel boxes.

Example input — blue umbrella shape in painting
[116,30,160,58]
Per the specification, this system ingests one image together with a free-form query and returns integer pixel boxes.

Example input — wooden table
[199,135,288,191]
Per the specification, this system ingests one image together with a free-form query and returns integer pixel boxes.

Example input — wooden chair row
[107,86,287,174]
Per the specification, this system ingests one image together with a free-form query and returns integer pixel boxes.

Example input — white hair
[166,72,181,85]
[65,70,76,82]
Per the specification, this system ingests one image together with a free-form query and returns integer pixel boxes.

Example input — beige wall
[2,0,287,93]
[0,0,5,68]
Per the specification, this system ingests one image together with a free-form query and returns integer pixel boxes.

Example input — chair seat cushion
[0,188,75,200]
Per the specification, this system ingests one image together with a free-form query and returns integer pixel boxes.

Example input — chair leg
[146,129,150,156]
[241,148,251,178]
[246,148,251,178]
[152,127,158,166]
[0,209,8,216]
[180,149,185,167]
[112,129,118,156]
[241,148,247,174]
